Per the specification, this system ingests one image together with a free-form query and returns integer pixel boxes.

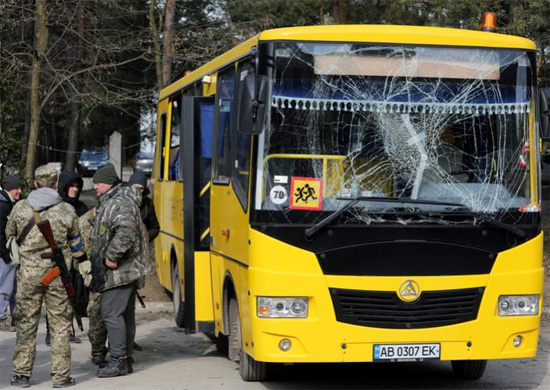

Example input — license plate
[373,343,440,362]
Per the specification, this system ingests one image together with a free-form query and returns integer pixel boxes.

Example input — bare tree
[65,1,85,172]
[24,0,49,183]
[162,0,176,88]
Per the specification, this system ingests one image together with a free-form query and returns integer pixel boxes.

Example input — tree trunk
[333,0,346,24]
[24,0,49,183]
[162,0,176,88]
[65,2,85,172]
[19,95,31,171]
[149,0,163,89]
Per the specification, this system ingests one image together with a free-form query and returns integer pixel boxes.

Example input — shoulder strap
[33,210,42,224]
[17,216,37,246]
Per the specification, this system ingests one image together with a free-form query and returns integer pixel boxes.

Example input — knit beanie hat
[2,175,21,191]
[92,163,120,184]
[128,172,148,188]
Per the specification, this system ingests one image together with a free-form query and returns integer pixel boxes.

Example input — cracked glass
[254,42,537,226]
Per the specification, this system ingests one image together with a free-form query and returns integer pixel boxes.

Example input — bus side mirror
[540,87,550,141]
[237,74,269,135]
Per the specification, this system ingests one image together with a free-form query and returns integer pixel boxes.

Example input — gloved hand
[78,260,93,287]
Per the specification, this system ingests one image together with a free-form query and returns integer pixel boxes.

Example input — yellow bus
[154,23,548,381]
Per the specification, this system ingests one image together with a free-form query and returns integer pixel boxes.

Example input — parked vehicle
[132,152,154,176]
[77,148,108,176]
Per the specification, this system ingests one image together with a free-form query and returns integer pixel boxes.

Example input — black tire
[228,298,241,361]
[172,265,185,327]
[451,360,487,380]
[240,350,268,382]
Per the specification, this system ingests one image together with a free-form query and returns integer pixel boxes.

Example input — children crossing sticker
[290,177,323,210]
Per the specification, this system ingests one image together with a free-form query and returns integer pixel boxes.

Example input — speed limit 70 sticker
[269,185,288,205]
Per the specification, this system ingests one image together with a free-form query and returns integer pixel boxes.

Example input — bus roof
[259,25,536,50]
[159,25,536,100]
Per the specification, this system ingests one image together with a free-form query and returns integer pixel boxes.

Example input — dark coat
[141,195,159,242]
[0,189,15,263]
[58,171,88,217]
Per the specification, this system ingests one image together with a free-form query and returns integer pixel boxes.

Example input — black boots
[97,356,128,378]
[10,375,30,388]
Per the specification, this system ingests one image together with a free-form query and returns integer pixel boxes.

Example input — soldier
[6,165,87,388]
[45,171,89,345]
[78,207,108,365]
[90,163,150,378]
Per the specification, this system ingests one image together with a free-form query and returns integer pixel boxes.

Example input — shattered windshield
[254,42,537,225]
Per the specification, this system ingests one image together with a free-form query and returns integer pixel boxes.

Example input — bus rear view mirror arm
[237,74,269,135]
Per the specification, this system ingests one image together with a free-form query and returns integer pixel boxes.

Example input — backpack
[6,216,36,267]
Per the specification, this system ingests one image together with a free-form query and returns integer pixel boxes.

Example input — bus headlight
[257,297,308,318]
[498,295,539,316]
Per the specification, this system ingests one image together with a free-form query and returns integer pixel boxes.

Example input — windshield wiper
[304,197,526,239]
[451,208,526,238]
[304,197,465,239]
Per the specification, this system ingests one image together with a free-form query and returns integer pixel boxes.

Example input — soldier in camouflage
[78,208,108,365]
[89,163,150,378]
[6,165,86,388]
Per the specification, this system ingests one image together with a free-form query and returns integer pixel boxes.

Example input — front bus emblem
[398,280,421,302]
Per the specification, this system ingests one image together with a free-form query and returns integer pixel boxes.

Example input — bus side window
[157,113,167,181]
[169,94,182,181]
[232,61,253,210]
[213,66,236,184]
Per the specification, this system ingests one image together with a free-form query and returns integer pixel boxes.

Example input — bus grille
[330,287,484,329]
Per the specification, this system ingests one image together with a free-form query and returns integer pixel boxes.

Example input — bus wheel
[172,265,185,327]
[451,360,487,379]
[228,298,241,361]
[240,350,268,382]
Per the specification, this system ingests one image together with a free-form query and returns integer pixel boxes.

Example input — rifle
[37,220,84,331]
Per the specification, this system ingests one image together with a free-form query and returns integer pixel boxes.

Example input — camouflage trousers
[13,267,72,383]
[87,291,108,361]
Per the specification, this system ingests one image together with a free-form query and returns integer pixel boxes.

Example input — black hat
[2,175,21,191]
[128,172,148,188]
[92,163,120,185]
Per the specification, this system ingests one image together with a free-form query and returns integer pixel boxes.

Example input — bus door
[181,96,215,332]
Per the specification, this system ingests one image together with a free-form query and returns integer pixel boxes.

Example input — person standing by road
[90,163,150,378]
[0,175,22,332]
[45,171,89,345]
[6,165,86,388]
[128,172,159,242]
[58,172,88,218]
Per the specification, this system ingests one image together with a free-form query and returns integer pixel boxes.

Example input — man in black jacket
[45,171,89,344]
[0,175,22,332]
[58,171,88,217]
[128,172,159,242]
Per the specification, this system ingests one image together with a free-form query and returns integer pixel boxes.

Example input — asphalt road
[0,311,549,390]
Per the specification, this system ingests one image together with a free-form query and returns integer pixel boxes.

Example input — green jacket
[90,184,150,292]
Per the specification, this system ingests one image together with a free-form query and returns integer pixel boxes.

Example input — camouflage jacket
[6,188,86,272]
[79,207,95,257]
[90,184,151,292]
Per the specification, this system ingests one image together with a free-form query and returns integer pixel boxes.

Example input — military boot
[0,317,16,332]
[97,356,128,378]
[10,375,30,388]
